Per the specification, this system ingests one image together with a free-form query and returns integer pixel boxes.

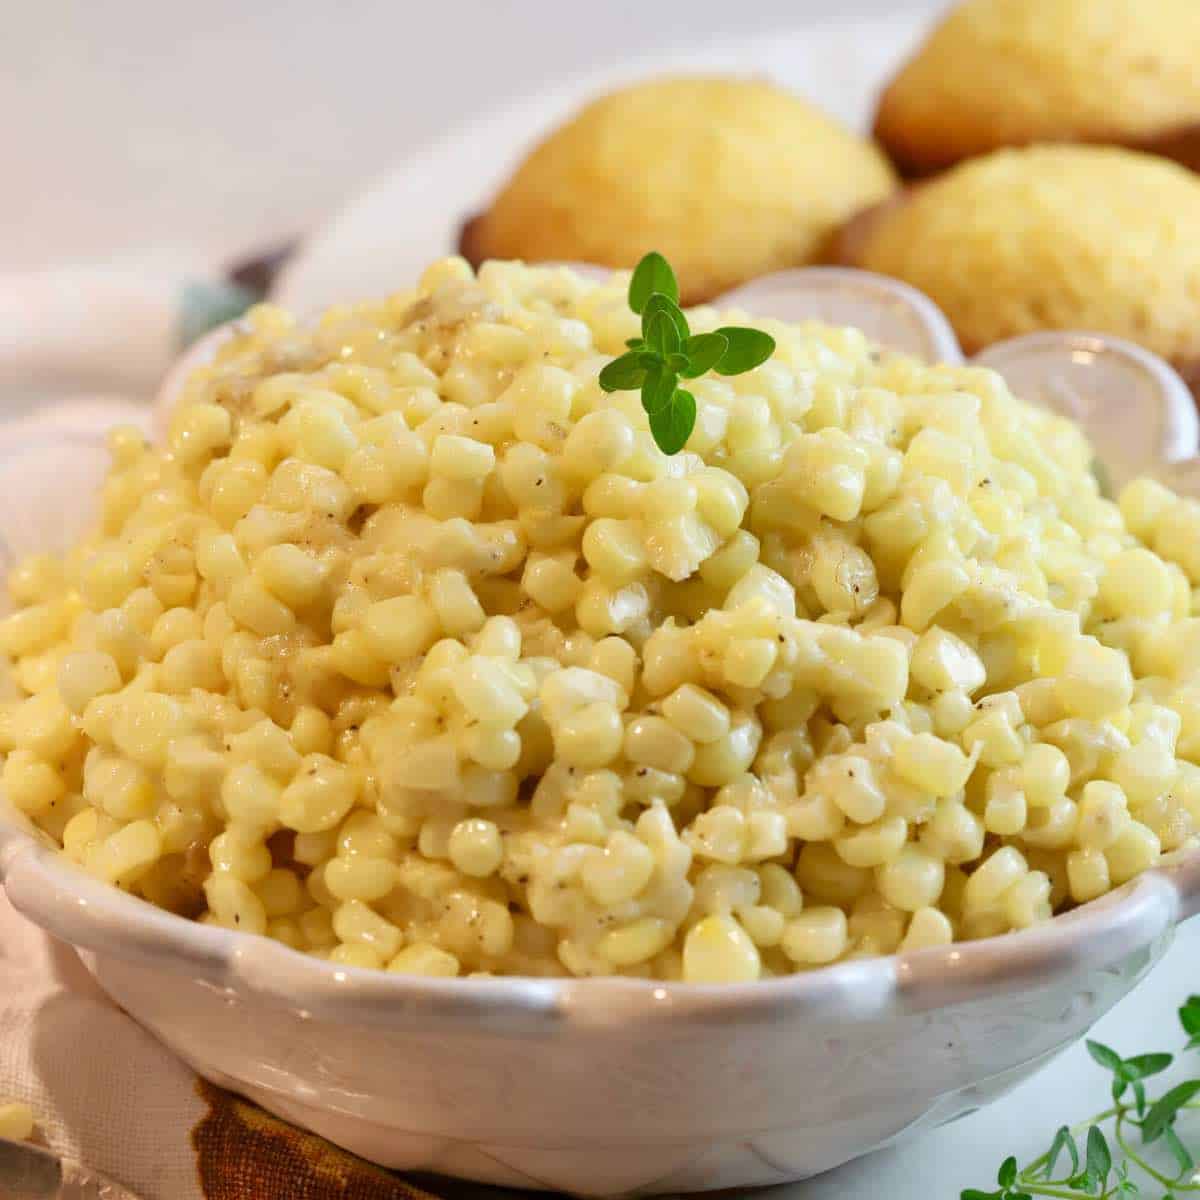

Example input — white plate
[273,6,943,316]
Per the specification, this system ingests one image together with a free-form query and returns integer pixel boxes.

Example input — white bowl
[3,267,1200,1198]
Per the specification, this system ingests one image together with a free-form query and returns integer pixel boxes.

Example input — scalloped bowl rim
[4,262,1200,1031]
[2,820,1199,1030]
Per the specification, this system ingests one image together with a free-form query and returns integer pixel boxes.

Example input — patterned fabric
[193,1082,474,1200]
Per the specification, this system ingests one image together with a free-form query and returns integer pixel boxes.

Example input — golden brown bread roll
[461,76,897,304]
[833,144,1200,382]
[875,0,1200,177]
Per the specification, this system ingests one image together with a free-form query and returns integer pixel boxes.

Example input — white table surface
[5,3,1199,1197]
[786,926,1199,1198]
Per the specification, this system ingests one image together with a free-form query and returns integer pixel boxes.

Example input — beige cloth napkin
[0,887,526,1200]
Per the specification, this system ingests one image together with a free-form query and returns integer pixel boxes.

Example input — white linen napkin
[0,887,212,1199]
[0,887,486,1199]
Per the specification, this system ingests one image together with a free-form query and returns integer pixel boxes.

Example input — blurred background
[3,0,930,273]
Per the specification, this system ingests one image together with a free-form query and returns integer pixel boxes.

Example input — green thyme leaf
[1046,1126,1079,1179]
[641,364,678,416]
[642,291,690,343]
[997,1157,1017,1188]
[628,252,678,314]
[1087,1041,1124,1074]
[650,389,696,455]
[1141,1080,1200,1143]
[625,336,645,350]
[1124,1054,1173,1081]
[1179,996,1200,1037]
[960,1190,1000,1200]
[714,325,775,374]
[1111,1161,1138,1196]
[1083,1126,1111,1193]
[680,332,729,378]
[599,350,656,393]
[1163,1126,1194,1179]
[645,309,682,358]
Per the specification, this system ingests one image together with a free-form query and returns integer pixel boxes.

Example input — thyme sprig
[599,252,775,454]
[964,996,1200,1199]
